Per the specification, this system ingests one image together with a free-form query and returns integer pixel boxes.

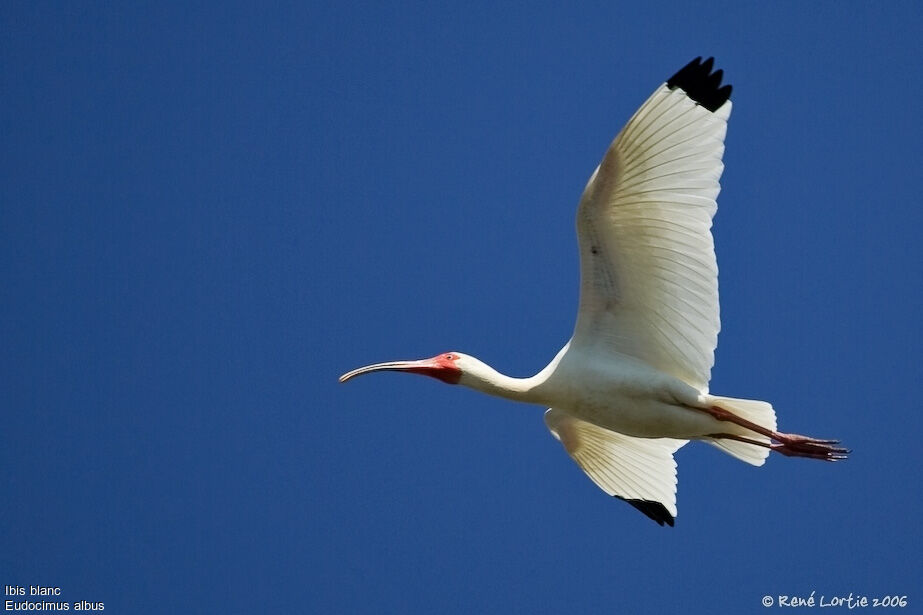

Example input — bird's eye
[445,354,455,360]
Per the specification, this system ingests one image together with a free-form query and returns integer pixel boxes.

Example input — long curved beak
[339,360,432,382]
[339,355,461,384]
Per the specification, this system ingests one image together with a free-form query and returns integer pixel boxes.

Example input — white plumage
[341,58,848,526]
[574,84,730,392]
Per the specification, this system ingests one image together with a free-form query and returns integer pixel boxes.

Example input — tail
[703,395,777,466]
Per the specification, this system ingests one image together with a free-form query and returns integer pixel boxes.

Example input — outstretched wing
[544,408,687,526]
[573,57,732,392]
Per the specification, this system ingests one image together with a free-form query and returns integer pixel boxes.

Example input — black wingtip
[617,497,675,527]
[666,56,732,112]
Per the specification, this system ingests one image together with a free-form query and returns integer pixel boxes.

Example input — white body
[341,59,839,526]
[448,60,779,523]
[536,346,718,438]
[460,342,722,439]
[455,342,753,440]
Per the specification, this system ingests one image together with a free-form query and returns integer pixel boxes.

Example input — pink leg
[701,407,849,462]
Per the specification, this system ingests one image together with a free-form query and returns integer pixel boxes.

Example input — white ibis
[340,58,848,526]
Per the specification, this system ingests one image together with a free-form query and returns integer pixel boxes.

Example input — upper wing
[572,58,732,392]
[545,408,686,526]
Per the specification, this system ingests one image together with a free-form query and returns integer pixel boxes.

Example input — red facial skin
[406,353,462,384]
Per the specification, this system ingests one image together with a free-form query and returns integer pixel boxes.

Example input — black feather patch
[666,56,732,112]
[617,496,675,527]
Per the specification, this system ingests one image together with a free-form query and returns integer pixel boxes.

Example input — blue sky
[3,2,922,613]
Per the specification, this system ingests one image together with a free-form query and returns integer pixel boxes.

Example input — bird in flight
[340,57,848,526]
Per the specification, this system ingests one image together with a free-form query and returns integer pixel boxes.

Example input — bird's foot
[771,433,850,461]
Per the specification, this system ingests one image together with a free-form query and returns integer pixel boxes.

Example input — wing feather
[573,59,732,391]
[545,408,686,525]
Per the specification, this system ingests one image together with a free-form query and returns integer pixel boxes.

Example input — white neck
[455,344,568,405]
[459,364,541,402]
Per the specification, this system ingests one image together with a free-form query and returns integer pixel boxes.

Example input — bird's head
[339,352,468,385]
